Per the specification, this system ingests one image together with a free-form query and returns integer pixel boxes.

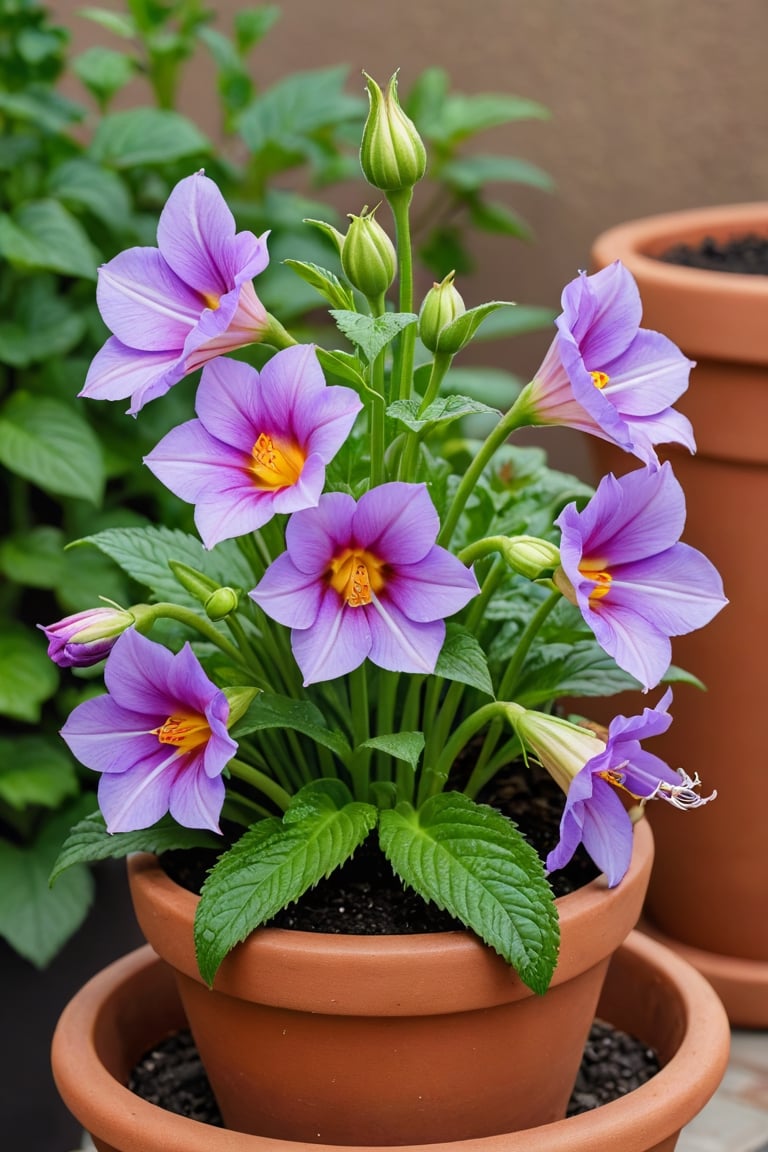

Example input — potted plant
[587,203,768,1026]
[49,74,726,1144]
[51,929,731,1152]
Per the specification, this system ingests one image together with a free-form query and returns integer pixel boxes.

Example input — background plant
[0,0,554,966]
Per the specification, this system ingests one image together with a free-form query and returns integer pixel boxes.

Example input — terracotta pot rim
[126,819,654,1010]
[51,929,730,1152]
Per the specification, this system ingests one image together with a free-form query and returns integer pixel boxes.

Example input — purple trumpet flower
[250,482,479,685]
[39,605,134,668]
[555,463,727,690]
[60,630,235,833]
[144,346,362,549]
[545,689,714,886]
[522,261,695,465]
[80,172,269,414]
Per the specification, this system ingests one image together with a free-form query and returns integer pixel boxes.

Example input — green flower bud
[501,536,561,581]
[418,271,466,353]
[360,72,427,193]
[223,686,259,728]
[204,586,239,622]
[341,205,397,299]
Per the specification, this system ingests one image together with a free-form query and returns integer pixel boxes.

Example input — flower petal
[103,630,178,714]
[249,552,324,629]
[169,759,225,832]
[195,357,262,451]
[97,247,200,350]
[353,483,438,563]
[60,696,160,774]
[367,596,445,674]
[385,547,478,622]
[97,756,176,832]
[559,262,641,370]
[285,492,356,575]
[603,329,694,416]
[578,777,634,887]
[291,591,372,685]
[80,338,182,411]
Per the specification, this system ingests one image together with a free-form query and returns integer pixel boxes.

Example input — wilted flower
[38,605,134,668]
[508,690,713,886]
[250,482,479,684]
[60,630,236,833]
[81,172,270,414]
[517,261,695,465]
[144,346,361,548]
[554,463,727,690]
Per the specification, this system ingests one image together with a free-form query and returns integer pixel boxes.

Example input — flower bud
[223,686,259,728]
[418,272,466,353]
[360,72,427,193]
[204,586,239,622]
[38,605,134,668]
[505,703,605,795]
[341,206,396,299]
[501,536,561,581]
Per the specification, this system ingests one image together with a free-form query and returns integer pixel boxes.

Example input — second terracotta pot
[126,819,653,1145]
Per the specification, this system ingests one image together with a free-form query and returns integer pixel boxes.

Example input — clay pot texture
[590,204,768,1026]
[124,820,653,1145]
[50,927,730,1152]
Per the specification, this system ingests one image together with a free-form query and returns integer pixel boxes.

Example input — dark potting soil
[129,1019,661,1125]
[160,759,600,933]
[658,231,768,274]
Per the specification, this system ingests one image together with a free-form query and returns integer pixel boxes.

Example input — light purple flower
[38,606,134,668]
[80,172,270,414]
[545,689,714,886]
[555,463,727,690]
[143,346,362,549]
[250,482,479,685]
[60,630,235,833]
[521,261,695,465]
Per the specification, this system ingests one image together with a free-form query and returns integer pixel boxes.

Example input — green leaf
[232,694,351,761]
[90,108,211,167]
[379,792,558,993]
[235,6,281,53]
[431,94,550,146]
[662,665,707,691]
[79,7,137,38]
[195,785,378,984]
[435,623,494,696]
[469,198,531,240]
[73,46,136,102]
[0,200,100,279]
[330,310,418,363]
[0,798,95,967]
[0,737,78,811]
[50,811,220,883]
[283,260,354,309]
[49,158,132,227]
[315,347,367,389]
[0,392,104,502]
[441,155,554,193]
[442,367,522,411]
[238,66,363,156]
[435,301,517,353]
[0,525,66,588]
[466,304,556,341]
[388,394,499,434]
[360,732,425,771]
[0,628,59,722]
[75,526,253,607]
[514,641,646,708]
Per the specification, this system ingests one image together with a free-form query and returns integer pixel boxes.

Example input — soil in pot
[659,232,768,273]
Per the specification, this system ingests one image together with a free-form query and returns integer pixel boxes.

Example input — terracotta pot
[50,928,730,1152]
[589,204,768,1026]
[124,821,653,1144]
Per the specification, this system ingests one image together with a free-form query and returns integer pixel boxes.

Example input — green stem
[368,292,387,486]
[398,351,453,481]
[387,188,417,403]
[227,758,292,811]
[132,603,252,674]
[348,664,371,801]
[498,589,561,701]
[420,702,510,802]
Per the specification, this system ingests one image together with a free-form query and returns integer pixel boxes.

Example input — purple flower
[144,346,362,549]
[250,482,479,685]
[545,689,714,886]
[38,606,134,668]
[522,261,695,465]
[80,172,269,414]
[555,463,727,690]
[60,630,235,833]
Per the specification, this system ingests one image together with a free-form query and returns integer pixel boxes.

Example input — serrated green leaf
[0,628,59,722]
[0,525,66,588]
[90,108,210,167]
[360,732,425,771]
[379,792,558,993]
[0,200,100,279]
[330,310,418,363]
[75,526,253,607]
[50,811,221,884]
[441,155,554,193]
[0,797,96,967]
[232,694,351,761]
[195,791,378,984]
[315,347,367,389]
[0,736,78,811]
[0,392,104,502]
[435,623,494,696]
[283,260,354,309]
[388,394,499,433]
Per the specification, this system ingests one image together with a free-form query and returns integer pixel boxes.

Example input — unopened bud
[205,587,239,622]
[418,272,466,353]
[223,686,259,728]
[360,72,427,193]
[38,605,135,668]
[502,536,561,581]
[341,206,396,298]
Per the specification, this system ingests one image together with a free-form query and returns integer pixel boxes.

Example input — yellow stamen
[598,768,642,800]
[152,710,211,753]
[250,433,305,490]
[201,291,220,311]
[328,548,386,607]
[581,568,612,603]
[590,370,610,390]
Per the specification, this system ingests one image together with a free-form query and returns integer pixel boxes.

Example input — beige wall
[54,0,768,478]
